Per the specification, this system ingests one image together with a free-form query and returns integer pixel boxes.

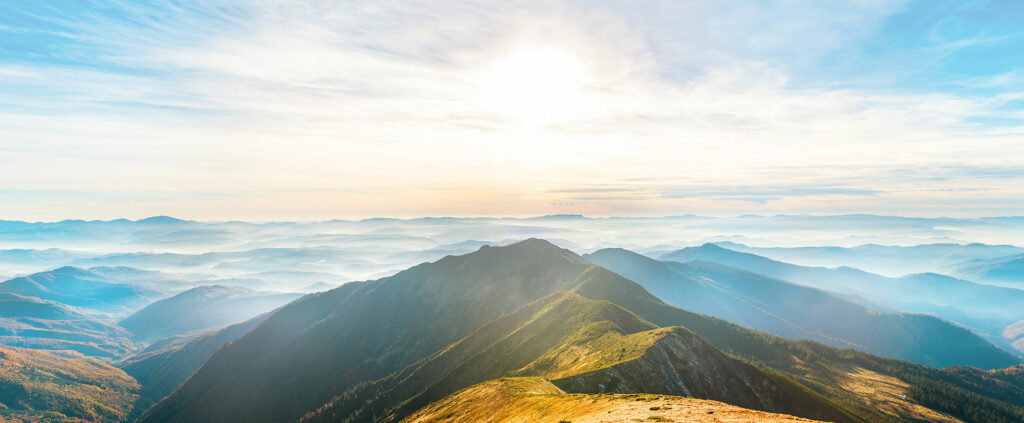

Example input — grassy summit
[402,377,826,423]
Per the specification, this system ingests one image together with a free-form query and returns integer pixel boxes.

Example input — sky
[1,0,1023,221]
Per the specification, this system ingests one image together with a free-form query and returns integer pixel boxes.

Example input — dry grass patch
[403,377,827,423]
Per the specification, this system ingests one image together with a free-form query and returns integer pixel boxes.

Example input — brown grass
[402,377,827,423]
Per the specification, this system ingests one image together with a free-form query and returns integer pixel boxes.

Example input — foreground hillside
[402,377,826,423]
[138,240,1024,423]
[304,289,853,422]
[139,239,608,423]
[0,344,141,422]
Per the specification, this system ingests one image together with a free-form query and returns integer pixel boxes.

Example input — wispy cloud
[0,0,1022,219]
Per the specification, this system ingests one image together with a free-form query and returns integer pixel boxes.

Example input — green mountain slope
[0,292,137,359]
[305,290,855,423]
[119,285,300,343]
[586,248,1020,369]
[138,239,593,423]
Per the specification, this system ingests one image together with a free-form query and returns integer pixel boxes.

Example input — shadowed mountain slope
[119,314,269,400]
[119,285,300,343]
[305,290,855,423]
[586,248,1020,369]
[139,239,593,423]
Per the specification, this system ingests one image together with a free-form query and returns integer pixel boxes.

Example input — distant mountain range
[0,292,136,358]
[119,285,300,343]
[585,247,1019,368]
[951,253,1024,287]
[660,243,1024,353]
[711,241,1024,278]
[0,267,168,316]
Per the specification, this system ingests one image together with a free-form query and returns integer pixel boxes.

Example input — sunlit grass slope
[0,344,140,422]
[402,377,825,423]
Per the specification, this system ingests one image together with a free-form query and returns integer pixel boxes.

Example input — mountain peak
[46,265,90,275]
[136,216,187,224]
[506,237,561,249]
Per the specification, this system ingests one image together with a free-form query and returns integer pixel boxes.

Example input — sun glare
[474,47,589,125]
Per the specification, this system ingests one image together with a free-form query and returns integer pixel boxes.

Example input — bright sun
[475,47,588,125]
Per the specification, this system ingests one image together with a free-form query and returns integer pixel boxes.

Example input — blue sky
[1,0,1023,220]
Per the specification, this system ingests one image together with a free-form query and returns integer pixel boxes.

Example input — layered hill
[0,293,136,359]
[305,289,853,423]
[0,267,166,316]
[119,285,300,343]
[586,248,1020,369]
[0,344,141,422]
[137,239,1024,423]
[712,241,1024,278]
[661,244,1024,351]
[402,377,827,423]
[951,253,1024,287]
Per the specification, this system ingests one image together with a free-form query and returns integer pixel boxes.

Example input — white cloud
[0,0,1022,220]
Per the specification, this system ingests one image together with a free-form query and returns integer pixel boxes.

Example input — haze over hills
[660,243,1024,353]
[0,267,168,316]
[2,214,1024,276]
[119,315,270,400]
[951,253,1024,287]
[712,241,1024,279]
[585,248,1020,369]
[2,217,1024,423]
[0,292,137,360]
[136,240,1024,423]
[119,285,300,343]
